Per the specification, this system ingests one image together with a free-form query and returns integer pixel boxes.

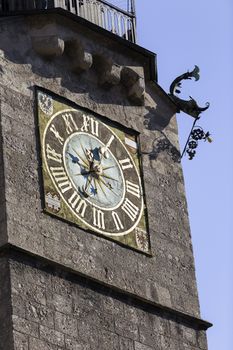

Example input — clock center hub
[91,161,103,177]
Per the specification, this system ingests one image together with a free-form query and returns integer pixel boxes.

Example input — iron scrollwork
[169,65,210,119]
[169,65,211,160]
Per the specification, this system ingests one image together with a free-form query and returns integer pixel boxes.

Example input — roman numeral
[90,118,99,137]
[62,113,79,135]
[126,180,141,198]
[106,135,115,149]
[50,167,72,194]
[93,207,105,230]
[122,198,139,222]
[50,124,64,145]
[81,115,99,137]
[46,144,62,163]
[68,191,87,218]
[119,158,133,171]
[112,212,124,231]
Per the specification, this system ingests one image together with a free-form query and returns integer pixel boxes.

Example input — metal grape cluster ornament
[169,65,211,160]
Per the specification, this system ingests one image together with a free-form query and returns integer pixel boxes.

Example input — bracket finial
[169,65,210,119]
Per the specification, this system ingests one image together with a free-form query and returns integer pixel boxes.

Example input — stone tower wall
[0,11,210,350]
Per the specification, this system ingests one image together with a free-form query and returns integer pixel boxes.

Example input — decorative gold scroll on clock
[37,88,151,254]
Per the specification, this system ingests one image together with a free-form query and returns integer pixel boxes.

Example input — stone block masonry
[1,250,207,350]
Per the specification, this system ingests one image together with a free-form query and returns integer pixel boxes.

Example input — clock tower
[0,1,211,349]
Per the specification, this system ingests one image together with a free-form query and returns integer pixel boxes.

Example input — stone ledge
[121,66,145,105]
[28,14,146,105]
[66,39,93,73]
[0,244,213,332]
[3,8,157,81]
[94,56,121,89]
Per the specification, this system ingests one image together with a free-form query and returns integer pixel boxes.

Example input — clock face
[38,89,151,254]
[64,132,125,210]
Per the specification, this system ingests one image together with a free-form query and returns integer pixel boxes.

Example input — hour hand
[81,175,93,198]
[85,148,94,163]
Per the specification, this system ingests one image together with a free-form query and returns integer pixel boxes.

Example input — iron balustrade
[0,0,136,42]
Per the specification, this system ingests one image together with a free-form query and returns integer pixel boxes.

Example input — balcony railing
[0,0,137,42]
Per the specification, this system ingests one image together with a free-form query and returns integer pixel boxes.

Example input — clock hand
[67,153,90,178]
[85,176,92,191]
[101,173,118,182]
[78,142,94,164]
[94,178,107,198]
[71,147,89,168]
[74,171,91,176]
[107,182,113,190]
[102,165,115,171]
[81,175,93,197]
[99,135,115,160]
[98,177,118,196]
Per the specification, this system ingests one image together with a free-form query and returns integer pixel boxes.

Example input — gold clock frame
[36,87,151,255]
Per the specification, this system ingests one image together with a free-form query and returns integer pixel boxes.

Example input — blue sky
[134,0,233,349]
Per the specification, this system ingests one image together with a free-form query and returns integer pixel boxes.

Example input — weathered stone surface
[65,336,90,350]
[0,257,14,350]
[134,342,154,350]
[47,292,73,314]
[119,337,134,350]
[29,337,58,350]
[39,325,65,347]
[115,317,139,341]
[66,39,93,73]
[128,76,145,105]
[197,330,208,350]
[13,315,39,338]
[54,312,77,337]
[13,331,28,350]
[95,55,122,88]
[0,106,7,246]
[121,66,146,105]
[26,301,54,328]
[32,35,65,58]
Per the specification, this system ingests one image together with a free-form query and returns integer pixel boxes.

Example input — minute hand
[99,135,115,160]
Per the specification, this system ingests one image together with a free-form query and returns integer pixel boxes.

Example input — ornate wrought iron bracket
[169,65,210,119]
[169,65,211,160]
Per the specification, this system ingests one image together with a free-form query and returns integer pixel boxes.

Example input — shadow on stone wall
[143,104,181,163]
[143,136,181,163]
[0,256,14,350]
[144,106,174,131]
